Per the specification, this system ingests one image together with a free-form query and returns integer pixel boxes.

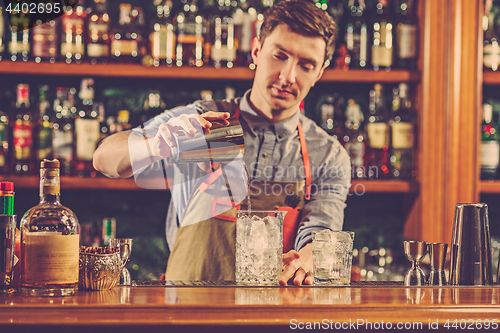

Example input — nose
[279,60,296,85]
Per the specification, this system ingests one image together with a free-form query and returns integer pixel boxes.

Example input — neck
[248,90,298,124]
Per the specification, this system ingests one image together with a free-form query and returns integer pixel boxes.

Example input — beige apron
[165,110,312,281]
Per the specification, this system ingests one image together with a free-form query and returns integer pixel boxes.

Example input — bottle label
[481,141,500,169]
[150,25,176,59]
[372,22,393,67]
[53,127,73,161]
[9,32,30,53]
[32,22,58,58]
[13,120,33,159]
[397,24,417,59]
[367,122,389,148]
[0,15,4,52]
[372,45,393,67]
[111,40,138,56]
[75,118,100,161]
[483,44,500,70]
[88,22,109,33]
[87,44,109,58]
[392,122,415,149]
[211,45,236,61]
[345,141,365,167]
[23,233,79,285]
[61,42,85,55]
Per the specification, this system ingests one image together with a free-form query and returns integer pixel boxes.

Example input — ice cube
[263,216,281,247]
[248,220,268,249]
[314,229,333,242]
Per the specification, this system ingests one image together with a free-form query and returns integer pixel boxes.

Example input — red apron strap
[297,121,312,200]
[234,106,241,119]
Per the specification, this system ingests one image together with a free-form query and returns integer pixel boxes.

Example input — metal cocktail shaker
[170,116,244,164]
[449,203,493,285]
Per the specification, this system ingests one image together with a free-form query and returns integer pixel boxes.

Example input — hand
[279,243,314,286]
[149,111,230,159]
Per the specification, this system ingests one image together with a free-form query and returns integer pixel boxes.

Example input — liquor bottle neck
[40,168,61,204]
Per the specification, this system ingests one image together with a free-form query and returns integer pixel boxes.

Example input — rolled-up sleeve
[294,141,351,250]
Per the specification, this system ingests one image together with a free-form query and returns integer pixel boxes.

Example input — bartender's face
[249,24,327,121]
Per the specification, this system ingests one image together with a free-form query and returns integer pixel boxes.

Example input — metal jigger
[404,240,428,286]
[428,243,448,286]
[449,203,493,286]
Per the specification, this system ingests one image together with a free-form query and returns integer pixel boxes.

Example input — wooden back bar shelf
[0,62,420,83]
[1,285,499,333]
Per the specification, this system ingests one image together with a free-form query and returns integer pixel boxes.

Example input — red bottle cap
[0,182,14,192]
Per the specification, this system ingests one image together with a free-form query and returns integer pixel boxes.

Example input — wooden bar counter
[2,282,500,333]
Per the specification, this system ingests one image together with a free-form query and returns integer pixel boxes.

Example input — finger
[202,111,230,120]
[279,264,297,286]
[282,250,300,266]
[304,271,314,285]
[175,115,199,137]
[293,268,307,286]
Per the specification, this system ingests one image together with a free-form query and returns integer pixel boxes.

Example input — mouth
[271,86,296,99]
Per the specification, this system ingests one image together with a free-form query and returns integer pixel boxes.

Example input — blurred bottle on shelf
[73,78,99,177]
[111,3,142,63]
[149,0,176,67]
[389,83,416,180]
[370,0,394,71]
[0,94,8,173]
[11,84,35,174]
[317,93,344,138]
[394,0,418,69]
[9,9,30,62]
[32,20,59,63]
[175,0,204,67]
[60,0,87,64]
[233,0,256,68]
[87,0,111,65]
[210,0,236,68]
[52,87,75,176]
[0,11,5,61]
[480,103,500,180]
[132,6,148,64]
[36,85,53,165]
[101,217,116,247]
[366,84,390,179]
[483,0,500,72]
[344,0,368,69]
[342,99,367,179]
[141,90,166,124]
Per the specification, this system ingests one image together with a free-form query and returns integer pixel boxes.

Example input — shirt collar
[239,90,300,142]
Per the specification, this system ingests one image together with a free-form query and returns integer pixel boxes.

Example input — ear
[311,63,327,87]
[251,37,261,66]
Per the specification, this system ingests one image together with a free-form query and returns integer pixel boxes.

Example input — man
[93,0,351,285]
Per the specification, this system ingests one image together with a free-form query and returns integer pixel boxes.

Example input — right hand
[149,111,230,159]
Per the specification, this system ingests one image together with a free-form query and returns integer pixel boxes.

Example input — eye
[300,63,315,71]
[274,53,287,60]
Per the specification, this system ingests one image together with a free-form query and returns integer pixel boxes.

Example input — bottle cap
[41,159,61,169]
[0,182,14,192]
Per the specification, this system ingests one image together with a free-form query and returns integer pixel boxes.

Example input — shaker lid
[0,182,14,191]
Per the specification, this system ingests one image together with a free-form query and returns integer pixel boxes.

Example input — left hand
[279,243,314,286]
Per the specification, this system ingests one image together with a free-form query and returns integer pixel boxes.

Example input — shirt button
[262,153,268,158]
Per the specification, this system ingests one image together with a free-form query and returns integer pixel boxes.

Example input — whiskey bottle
[343,99,367,179]
[365,84,390,179]
[12,84,35,174]
[110,3,142,63]
[9,11,30,62]
[60,0,87,64]
[87,0,111,64]
[483,0,500,72]
[149,0,176,67]
[394,0,418,69]
[389,83,416,179]
[20,159,80,297]
[73,78,99,177]
[344,0,368,69]
[52,88,74,177]
[175,0,204,67]
[32,20,59,63]
[370,0,395,71]
[0,96,8,173]
[36,86,53,164]
[480,103,500,179]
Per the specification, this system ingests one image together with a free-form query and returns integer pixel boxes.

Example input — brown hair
[259,0,337,65]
